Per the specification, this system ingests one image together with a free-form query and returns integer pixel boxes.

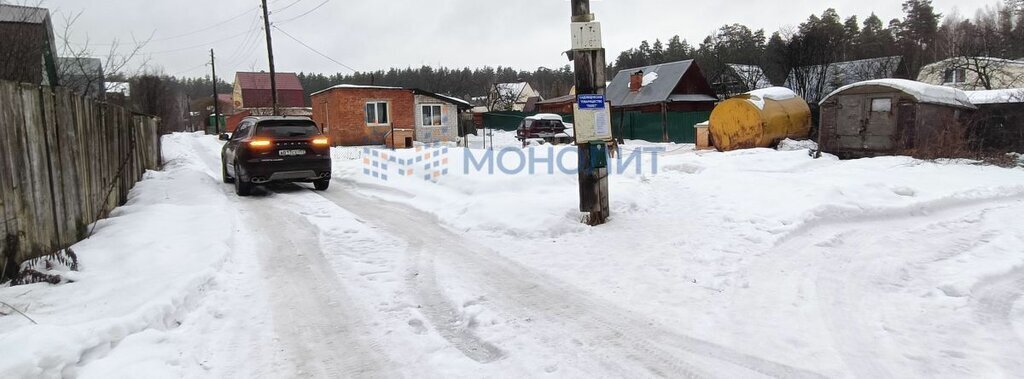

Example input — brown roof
[235,72,303,91]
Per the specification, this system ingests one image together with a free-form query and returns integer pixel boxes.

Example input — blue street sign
[577,94,606,109]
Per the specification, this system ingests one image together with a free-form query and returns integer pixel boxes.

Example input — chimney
[629,70,644,92]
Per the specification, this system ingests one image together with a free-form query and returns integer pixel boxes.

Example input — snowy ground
[1,131,1023,378]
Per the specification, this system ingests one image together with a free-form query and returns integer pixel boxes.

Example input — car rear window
[254,120,321,138]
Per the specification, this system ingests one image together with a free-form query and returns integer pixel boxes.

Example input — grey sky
[37,0,977,78]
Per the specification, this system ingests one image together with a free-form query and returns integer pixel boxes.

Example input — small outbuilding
[818,79,976,158]
[966,89,1024,152]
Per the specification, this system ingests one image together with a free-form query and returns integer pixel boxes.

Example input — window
[231,121,253,140]
[365,102,389,125]
[254,120,321,138]
[870,98,892,113]
[421,104,443,126]
[943,68,966,84]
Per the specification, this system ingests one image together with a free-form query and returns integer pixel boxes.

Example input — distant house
[311,85,471,147]
[918,57,1024,91]
[232,71,305,109]
[57,57,104,98]
[607,60,718,143]
[490,82,542,112]
[0,4,59,86]
[713,64,773,98]
[785,56,909,103]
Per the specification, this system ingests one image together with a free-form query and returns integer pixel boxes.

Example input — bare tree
[55,10,151,98]
[488,83,524,112]
[930,7,1024,90]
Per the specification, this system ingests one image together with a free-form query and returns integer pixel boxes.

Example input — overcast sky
[35,0,980,78]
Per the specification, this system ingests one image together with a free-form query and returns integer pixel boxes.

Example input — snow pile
[0,133,236,377]
[966,88,1024,105]
[776,138,818,151]
[743,87,799,110]
[821,79,976,109]
[642,72,658,86]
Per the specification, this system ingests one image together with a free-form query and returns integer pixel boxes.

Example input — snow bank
[776,138,818,151]
[821,79,975,109]
[0,133,236,377]
[741,87,799,110]
[642,72,658,86]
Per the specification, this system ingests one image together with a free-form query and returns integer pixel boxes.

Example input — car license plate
[279,149,306,157]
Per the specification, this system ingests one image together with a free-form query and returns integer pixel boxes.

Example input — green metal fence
[482,112,575,131]
[612,111,710,143]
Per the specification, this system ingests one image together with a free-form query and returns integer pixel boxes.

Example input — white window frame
[943,68,966,84]
[420,104,444,127]
[365,101,390,126]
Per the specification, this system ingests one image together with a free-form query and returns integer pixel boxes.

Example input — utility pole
[210,49,221,135]
[570,0,610,225]
[260,0,279,115]
[186,95,194,132]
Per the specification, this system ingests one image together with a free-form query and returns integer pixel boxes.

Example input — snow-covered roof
[0,4,49,24]
[786,56,905,102]
[433,93,472,108]
[726,64,773,90]
[821,79,976,109]
[965,89,1024,105]
[310,84,403,96]
[526,113,563,121]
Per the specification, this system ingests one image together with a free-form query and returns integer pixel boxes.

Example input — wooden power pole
[210,49,220,134]
[570,0,610,225]
[260,0,279,115]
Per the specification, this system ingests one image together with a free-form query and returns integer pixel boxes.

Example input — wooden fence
[0,80,160,281]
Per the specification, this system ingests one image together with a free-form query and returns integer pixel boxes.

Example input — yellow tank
[709,88,812,152]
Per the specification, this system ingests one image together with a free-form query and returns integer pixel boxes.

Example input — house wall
[413,94,459,143]
[240,88,305,109]
[918,60,1024,90]
[311,88,415,146]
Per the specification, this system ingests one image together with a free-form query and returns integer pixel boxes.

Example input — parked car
[516,114,574,145]
[220,116,332,196]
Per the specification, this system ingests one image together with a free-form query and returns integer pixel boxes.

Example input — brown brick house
[232,71,305,109]
[311,85,470,147]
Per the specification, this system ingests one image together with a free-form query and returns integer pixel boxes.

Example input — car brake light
[249,139,273,148]
[312,137,330,146]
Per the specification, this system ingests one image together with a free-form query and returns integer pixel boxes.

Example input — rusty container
[709,88,812,151]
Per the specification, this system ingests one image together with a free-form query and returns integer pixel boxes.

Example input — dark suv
[220,116,332,196]
[516,114,572,145]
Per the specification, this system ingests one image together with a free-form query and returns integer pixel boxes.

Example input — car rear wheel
[313,178,330,191]
[234,163,252,196]
[222,161,234,183]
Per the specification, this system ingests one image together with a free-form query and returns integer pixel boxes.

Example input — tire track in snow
[320,185,825,378]
[970,266,1024,374]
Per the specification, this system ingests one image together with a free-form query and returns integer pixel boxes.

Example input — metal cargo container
[709,87,811,151]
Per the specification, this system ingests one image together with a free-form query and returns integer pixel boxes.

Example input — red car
[516,114,574,145]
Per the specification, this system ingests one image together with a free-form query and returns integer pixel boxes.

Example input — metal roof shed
[818,79,976,158]
[965,89,1024,152]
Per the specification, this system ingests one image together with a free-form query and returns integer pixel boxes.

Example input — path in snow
[317,182,826,378]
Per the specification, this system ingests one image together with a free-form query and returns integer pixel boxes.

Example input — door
[835,96,864,151]
[224,121,253,174]
[863,96,896,151]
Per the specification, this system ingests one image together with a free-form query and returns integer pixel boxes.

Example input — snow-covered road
[2,132,1023,378]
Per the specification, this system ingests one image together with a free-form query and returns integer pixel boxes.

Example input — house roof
[494,82,529,98]
[786,56,905,101]
[821,79,976,109]
[58,57,103,76]
[607,60,716,108]
[0,4,49,24]
[309,84,403,96]
[725,64,773,90]
[536,94,576,105]
[413,89,472,109]
[235,72,303,91]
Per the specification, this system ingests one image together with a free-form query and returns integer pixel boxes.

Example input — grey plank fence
[0,80,160,281]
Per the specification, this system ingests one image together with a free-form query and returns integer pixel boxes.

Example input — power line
[143,29,253,55]
[66,6,260,47]
[171,61,210,76]
[272,0,303,13]
[275,0,329,24]
[272,25,358,72]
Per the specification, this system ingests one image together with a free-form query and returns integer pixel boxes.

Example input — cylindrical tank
[709,87,812,151]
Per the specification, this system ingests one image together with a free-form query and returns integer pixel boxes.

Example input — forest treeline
[176,0,1022,104]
